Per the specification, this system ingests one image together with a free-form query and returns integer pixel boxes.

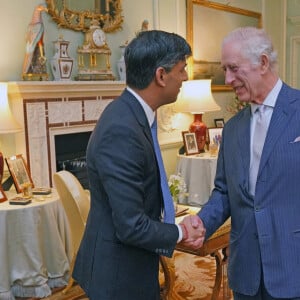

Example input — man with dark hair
[73,30,205,300]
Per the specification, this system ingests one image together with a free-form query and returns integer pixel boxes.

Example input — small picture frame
[182,131,199,155]
[0,185,7,202]
[5,154,34,194]
[214,118,225,128]
[208,127,223,146]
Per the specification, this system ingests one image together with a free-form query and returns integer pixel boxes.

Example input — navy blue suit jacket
[73,90,178,300]
[199,83,300,297]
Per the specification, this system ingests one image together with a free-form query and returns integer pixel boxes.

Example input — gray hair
[222,27,278,71]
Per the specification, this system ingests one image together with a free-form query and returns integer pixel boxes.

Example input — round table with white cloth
[176,153,217,206]
[0,189,72,300]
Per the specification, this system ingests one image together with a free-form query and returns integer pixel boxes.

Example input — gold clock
[76,20,115,81]
[84,20,107,49]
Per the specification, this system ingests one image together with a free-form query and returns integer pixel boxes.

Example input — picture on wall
[187,0,261,91]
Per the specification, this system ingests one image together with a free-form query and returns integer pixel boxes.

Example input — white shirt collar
[126,87,155,127]
[251,79,282,115]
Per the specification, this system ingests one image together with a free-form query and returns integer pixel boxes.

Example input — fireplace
[8,81,125,188]
[55,131,92,189]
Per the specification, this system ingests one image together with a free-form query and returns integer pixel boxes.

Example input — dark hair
[124,30,192,89]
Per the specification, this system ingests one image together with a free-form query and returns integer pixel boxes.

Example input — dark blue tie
[151,118,175,224]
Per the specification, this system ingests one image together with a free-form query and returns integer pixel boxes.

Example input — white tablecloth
[176,153,217,206]
[0,190,72,300]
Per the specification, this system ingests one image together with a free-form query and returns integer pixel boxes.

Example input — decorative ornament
[75,20,115,81]
[22,4,48,81]
[50,36,74,81]
[117,43,127,81]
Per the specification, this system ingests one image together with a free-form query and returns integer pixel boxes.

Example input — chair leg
[62,276,75,295]
[159,256,185,300]
[62,253,76,295]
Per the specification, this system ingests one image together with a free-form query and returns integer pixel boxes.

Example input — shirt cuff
[176,224,183,243]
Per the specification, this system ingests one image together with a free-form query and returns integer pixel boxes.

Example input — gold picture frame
[186,0,262,91]
[5,154,34,194]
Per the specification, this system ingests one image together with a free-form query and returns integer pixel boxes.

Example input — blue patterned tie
[151,118,175,224]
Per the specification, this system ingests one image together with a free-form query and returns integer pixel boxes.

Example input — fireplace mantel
[8,81,126,99]
[8,81,126,187]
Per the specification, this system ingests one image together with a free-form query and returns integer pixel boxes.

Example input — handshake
[178,215,206,250]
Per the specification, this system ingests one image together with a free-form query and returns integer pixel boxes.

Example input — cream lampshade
[0,83,22,134]
[175,80,220,152]
[0,82,22,198]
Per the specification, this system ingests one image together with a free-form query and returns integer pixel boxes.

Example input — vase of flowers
[168,173,188,204]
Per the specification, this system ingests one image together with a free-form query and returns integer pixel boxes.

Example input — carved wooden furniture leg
[210,250,223,300]
[175,217,231,300]
[222,247,231,300]
[159,256,185,300]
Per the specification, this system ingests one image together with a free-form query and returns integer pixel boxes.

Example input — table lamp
[175,80,220,152]
[0,82,22,199]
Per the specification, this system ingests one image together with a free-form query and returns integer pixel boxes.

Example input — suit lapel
[237,106,252,183]
[258,84,296,176]
[121,89,154,146]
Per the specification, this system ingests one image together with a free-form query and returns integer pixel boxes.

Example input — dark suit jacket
[199,83,300,298]
[73,89,178,300]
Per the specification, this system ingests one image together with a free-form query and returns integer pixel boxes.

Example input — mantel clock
[76,20,115,81]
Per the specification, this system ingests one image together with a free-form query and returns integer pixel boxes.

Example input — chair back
[53,170,90,253]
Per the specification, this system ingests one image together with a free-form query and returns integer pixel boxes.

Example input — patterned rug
[173,251,232,300]
[16,251,232,300]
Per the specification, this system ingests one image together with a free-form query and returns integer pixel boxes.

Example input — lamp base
[189,114,207,152]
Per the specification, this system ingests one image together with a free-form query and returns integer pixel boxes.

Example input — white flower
[168,173,187,198]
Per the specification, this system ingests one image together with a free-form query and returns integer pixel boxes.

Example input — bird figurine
[22,4,48,79]
[141,19,149,31]
[135,19,149,37]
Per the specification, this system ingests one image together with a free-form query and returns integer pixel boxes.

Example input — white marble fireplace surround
[8,81,126,187]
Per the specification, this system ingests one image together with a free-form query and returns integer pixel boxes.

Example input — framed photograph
[182,131,199,155]
[208,127,223,146]
[0,185,7,202]
[214,118,225,128]
[5,154,34,193]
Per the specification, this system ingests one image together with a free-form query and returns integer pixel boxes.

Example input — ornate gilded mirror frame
[46,0,123,33]
[187,0,262,91]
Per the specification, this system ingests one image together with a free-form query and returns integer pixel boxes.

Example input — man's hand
[178,215,206,250]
